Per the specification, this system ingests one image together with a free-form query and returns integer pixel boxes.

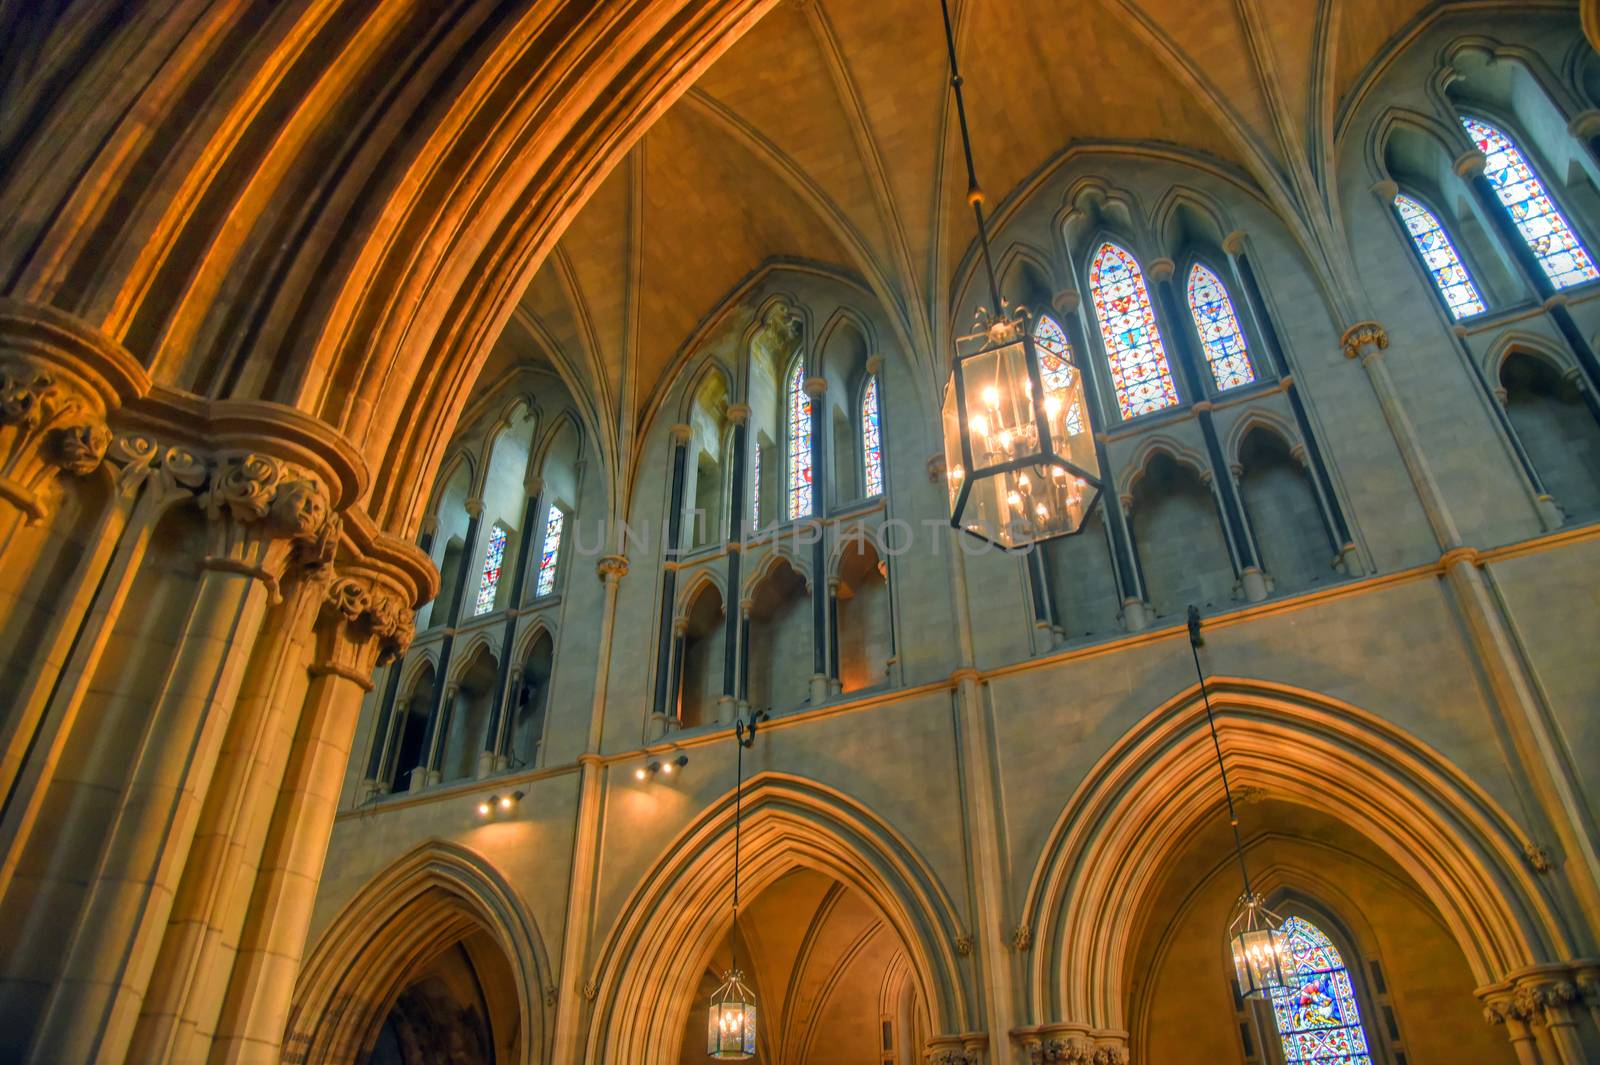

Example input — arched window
[1185,264,1256,391]
[1032,315,1084,435]
[1269,915,1374,1064]
[473,523,508,616]
[861,375,884,498]
[787,359,814,519]
[1089,242,1180,419]
[1392,193,1488,319]
[1462,115,1599,290]
[534,504,565,597]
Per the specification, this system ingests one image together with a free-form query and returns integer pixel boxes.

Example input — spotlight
[648,760,662,775]
[499,790,522,811]
[665,754,688,774]
[476,799,492,817]
[635,766,648,781]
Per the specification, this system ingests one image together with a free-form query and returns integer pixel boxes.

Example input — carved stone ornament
[1340,321,1389,362]
[927,452,947,484]
[596,554,629,582]
[954,932,974,956]
[1522,841,1553,873]
[931,1052,978,1065]
[0,363,112,522]
[1012,924,1033,951]
[321,574,415,667]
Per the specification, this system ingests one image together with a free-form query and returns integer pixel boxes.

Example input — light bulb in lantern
[982,385,1000,408]
[969,413,988,438]
[949,464,964,482]
[1052,466,1067,479]
[1016,472,1030,491]
[1035,503,1049,520]
[997,429,1012,450]
[1044,395,1062,417]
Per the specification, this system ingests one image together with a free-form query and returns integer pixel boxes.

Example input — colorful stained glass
[535,505,564,597]
[1032,315,1084,436]
[861,375,884,498]
[1393,193,1487,319]
[1186,264,1257,390]
[473,524,507,615]
[1090,243,1181,419]
[1463,115,1599,290]
[787,360,813,519]
[751,441,762,528]
[1268,917,1374,1065]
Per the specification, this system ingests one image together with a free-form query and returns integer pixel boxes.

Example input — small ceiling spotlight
[660,754,688,776]
[499,790,523,811]
[475,791,523,818]
[647,760,662,776]
[476,799,492,817]
[634,766,648,781]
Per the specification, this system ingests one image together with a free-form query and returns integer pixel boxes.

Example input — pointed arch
[582,773,973,1064]
[287,840,553,1065]
[1088,241,1180,419]
[1116,436,1212,502]
[675,566,729,619]
[1392,191,1488,319]
[1185,262,1256,391]
[1018,679,1569,1031]
[1461,113,1599,289]
[1223,409,1304,470]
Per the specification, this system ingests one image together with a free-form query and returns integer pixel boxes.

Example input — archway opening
[836,539,891,694]
[675,867,929,1065]
[1127,798,1515,1065]
[745,559,812,712]
[367,930,520,1065]
[1500,351,1600,519]
[1129,452,1234,619]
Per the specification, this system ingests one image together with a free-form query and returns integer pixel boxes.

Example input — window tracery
[1462,115,1598,290]
[1269,916,1374,1064]
[1185,263,1256,390]
[1090,242,1180,418]
[1392,193,1487,318]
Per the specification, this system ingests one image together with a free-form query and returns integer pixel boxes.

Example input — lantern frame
[706,967,758,1059]
[943,309,1103,550]
[1227,891,1288,999]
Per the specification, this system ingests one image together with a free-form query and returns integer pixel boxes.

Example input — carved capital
[1522,841,1553,873]
[927,452,947,483]
[1051,289,1081,315]
[0,300,148,523]
[726,403,751,425]
[1222,229,1249,256]
[198,452,336,598]
[1454,148,1488,179]
[954,931,974,956]
[1146,257,1175,283]
[596,554,629,582]
[803,375,827,398]
[1340,321,1389,362]
[1369,178,1400,204]
[315,569,415,681]
[865,354,886,375]
[668,423,692,444]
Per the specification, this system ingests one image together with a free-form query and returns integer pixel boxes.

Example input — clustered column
[652,424,691,735]
[721,404,750,722]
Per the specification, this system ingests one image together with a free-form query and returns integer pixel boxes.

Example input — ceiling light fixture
[708,712,766,1058]
[936,0,1101,549]
[1189,607,1287,999]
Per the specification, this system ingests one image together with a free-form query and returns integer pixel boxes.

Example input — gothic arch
[675,566,728,619]
[1223,409,1305,471]
[447,631,502,692]
[1116,436,1213,502]
[531,409,585,486]
[1017,678,1570,1032]
[1483,330,1577,383]
[398,650,441,700]
[1151,185,1233,254]
[743,544,813,598]
[286,839,554,1065]
[512,616,559,669]
[581,773,973,1064]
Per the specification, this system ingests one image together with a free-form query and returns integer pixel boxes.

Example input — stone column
[652,425,691,735]
[665,616,688,724]
[26,453,334,1065]
[721,404,750,721]
[421,684,457,787]
[1050,290,1148,631]
[1223,230,1361,574]
[127,571,328,1064]
[208,569,412,1065]
[827,577,842,695]
[738,598,753,713]
[548,554,628,1064]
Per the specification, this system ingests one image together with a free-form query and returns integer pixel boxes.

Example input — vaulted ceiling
[487,0,1448,490]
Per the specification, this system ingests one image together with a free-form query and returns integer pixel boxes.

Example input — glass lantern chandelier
[1189,608,1288,999]
[937,0,1100,549]
[707,712,765,1058]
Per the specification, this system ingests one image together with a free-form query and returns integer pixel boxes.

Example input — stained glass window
[861,375,883,498]
[787,360,813,519]
[1393,193,1488,319]
[534,505,564,597]
[1462,115,1599,290]
[1186,264,1257,391]
[473,524,508,616]
[1032,315,1084,436]
[751,441,762,528]
[1269,916,1374,1065]
[1090,242,1180,419]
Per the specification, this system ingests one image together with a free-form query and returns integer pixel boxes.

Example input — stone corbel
[803,375,827,399]
[1340,321,1389,363]
[1454,148,1488,179]
[596,554,629,584]
[312,569,416,686]
[0,302,149,523]
[1051,290,1081,315]
[198,451,335,601]
[1014,1026,1129,1065]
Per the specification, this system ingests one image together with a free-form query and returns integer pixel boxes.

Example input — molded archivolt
[1015,679,1569,1034]
[285,840,554,1065]
[583,773,973,1064]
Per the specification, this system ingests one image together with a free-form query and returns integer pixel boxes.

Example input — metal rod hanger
[938,0,1006,320]
[1187,606,1254,896]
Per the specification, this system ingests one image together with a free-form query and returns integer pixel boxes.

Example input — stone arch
[1483,330,1576,384]
[1223,408,1304,469]
[286,839,553,1065]
[1018,678,1568,1033]
[1151,185,1233,255]
[582,773,972,1065]
[675,566,727,619]
[1116,435,1212,503]
[742,543,812,599]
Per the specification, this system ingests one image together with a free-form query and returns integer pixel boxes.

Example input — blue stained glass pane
[861,376,884,498]
[535,505,564,597]
[473,525,507,616]
[1268,916,1375,1064]
[1090,243,1180,419]
[752,442,762,527]
[1185,264,1257,390]
[1032,316,1084,435]
[1462,116,1598,290]
[1393,193,1487,319]
[787,361,813,519]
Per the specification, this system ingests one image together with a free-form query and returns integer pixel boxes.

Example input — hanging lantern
[942,309,1101,548]
[706,968,758,1058]
[1228,891,1288,998]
